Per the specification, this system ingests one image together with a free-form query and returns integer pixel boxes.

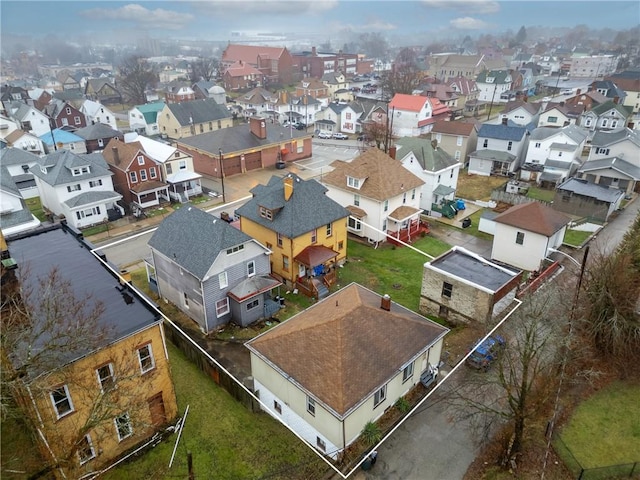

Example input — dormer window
[259,206,273,220]
[347,176,361,189]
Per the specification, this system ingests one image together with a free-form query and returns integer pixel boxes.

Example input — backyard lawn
[456,171,507,201]
[25,196,47,222]
[563,228,593,247]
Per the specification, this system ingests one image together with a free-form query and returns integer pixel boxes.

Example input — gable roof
[149,206,255,280]
[447,76,478,95]
[476,70,511,84]
[478,123,527,141]
[502,100,540,116]
[124,133,177,163]
[529,124,588,144]
[133,102,166,124]
[493,202,570,236]
[590,100,632,118]
[0,147,40,166]
[578,156,640,180]
[557,177,625,203]
[38,128,84,146]
[165,98,232,127]
[590,128,640,148]
[222,44,288,65]
[73,123,122,141]
[247,283,448,416]
[102,138,149,168]
[31,150,112,186]
[323,148,424,201]
[431,120,476,136]
[225,61,263,77]
[395,137,459,172]
[235,174,349,238]
[388,94,428,112]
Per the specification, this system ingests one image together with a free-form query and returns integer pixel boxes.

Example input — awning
[294,245,339,268]
[387,205,421,223]
[227,275,282,302]
[281,148,290,155]
[346,205,367,218]
[433,184,456,196]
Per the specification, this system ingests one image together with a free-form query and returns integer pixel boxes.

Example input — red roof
[428,97,451,117]
[389,94,428,112]
[418,118,436,127]
[222,44,287,65]
[225,61,263,77]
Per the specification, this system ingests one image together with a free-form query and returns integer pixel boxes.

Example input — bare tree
[361,120,394,152]
[358,32,389,60]
[118,55,159,105]
[189,57,219,83]
[379,48,423,97]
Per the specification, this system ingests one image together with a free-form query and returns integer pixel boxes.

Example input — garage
[244,151,262,172]
[223,156,242,176]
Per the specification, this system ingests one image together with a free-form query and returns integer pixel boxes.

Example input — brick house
[221,44,296,86]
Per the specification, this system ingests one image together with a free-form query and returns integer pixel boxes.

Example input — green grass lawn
[526,187,555,202]
[337,236,451,312]
[563,229,593,247]
[103,342,325,480]
[557,381,640,470]
[24,197,47,222]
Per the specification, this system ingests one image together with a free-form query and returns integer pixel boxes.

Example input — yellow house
[4,225,178,478]
[157,98,233,139]
[235,173,349,299]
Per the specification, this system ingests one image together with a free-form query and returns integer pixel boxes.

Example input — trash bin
[462,218,472,228]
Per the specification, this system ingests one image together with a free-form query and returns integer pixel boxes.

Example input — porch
[131,181,170,210]
[387,218,430,246]
[294,245,340,300]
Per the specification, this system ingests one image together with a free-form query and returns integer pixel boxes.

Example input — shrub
[361,421,382,446]
[395,396,410,413]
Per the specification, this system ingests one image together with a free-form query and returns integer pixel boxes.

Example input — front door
[148,392,167,427]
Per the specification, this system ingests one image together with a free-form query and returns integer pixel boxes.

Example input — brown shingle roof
[431,120,476,136]
[103,138,144,168]
[247,284,448,416]
[323,148,424,201]
[493,202,570,236]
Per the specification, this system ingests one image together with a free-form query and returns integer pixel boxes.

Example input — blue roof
[478,123,527,141]
[39,128,84,145]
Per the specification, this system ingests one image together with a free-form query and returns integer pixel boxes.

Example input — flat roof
[427,246,520,292]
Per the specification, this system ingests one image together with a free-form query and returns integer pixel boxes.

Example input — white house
[128,101,165,136]
[580,100,633,132]
[80,99,117,130]
[476,70,513,104]
[388,94,434,137]
[491,202,571,272]
[586,127,640,162]
[0,165,41,236]
[246,283,449,459]
[538,102,585,128]
[498,100,540,127]
[394,136,461,214]
[321,148,425,245]
[30,150,123,228]
[7,101,51,137]
[4,130,45,155]
[0,114,19,140]
[0,148,41,199]
[468,121,529,176]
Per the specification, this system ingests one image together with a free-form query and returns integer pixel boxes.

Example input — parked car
[357,134,370,142]
[317,131,332,139]
[332,133,349,140]
[294,122,306,130]
[465,335,506,371]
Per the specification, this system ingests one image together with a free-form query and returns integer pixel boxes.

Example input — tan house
[157,98,233,140]
[247,283,449,459]
[430,120,478,165]
[4,224,178,478]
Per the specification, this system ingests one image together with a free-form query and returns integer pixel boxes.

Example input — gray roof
[0,148,41,166]
[0,165,21,197]
[30,150,113,186]
[63,190,122,208]
[148,206,254,281]
[530,125,588,144]
[478,123,527,141]
[395,136,459,172]
[545,158,578,169]
[549,143,578,152]
[590,128,640,148]
[235,174,349,238]
[557,178,625,203]
[578,156,640,180]
[469,149,517,162]
[176,123,310,155]
[166,98,232,127]
[0,206,34,230]
[73,123,122,141]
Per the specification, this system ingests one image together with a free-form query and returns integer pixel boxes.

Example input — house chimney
[312,46,317,56]
[613,96,619,104]
[381,294,391,311]
[388,146,397,159]
[502,117,508,125]
[283,175,294,201]
[112,146,119,164]
[249,116,267,139]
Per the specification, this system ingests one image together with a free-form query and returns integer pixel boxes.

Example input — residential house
[491,202,571,271]
[235,87,277,120]
[157,98,233,140]
[31,150,123,228]
[80,100,118,130]
[394,136,461,216]
[322,148,426,245]
[0,148,41,198]
[468,121,529,176]
[293,46,360,79]
[124,133,202,203]
[387,94,434,137]
[476,70,513,104]
[0,165,40,236]
[579,100,633,132]
[538,102,585,128]
[6,101,51,137]
[4,130,45,155]
[235,174,349,298]
[420,246,522,326]
[246,283,449,459]
[430,120,478,166]
[84,78,122,104]
[177,117,313,178]
[0,114,20,140]
[605,73,640,113]
[58,72,82,91]
[0,85,31,111]
[565,89,608,111]
[586,127,640,162]
[520,125,588,186]
[578,157,640,196]
[553,178,624,223]
[447,76,484,118]
[128,101,166,136]
[192,81,219,100]
[221,44,296,85]
[44,99,88,129]
[322,72,349,101]
[294,77,330,101]
[419,83,461,118]
[148,206,279,333]
[223,61,265,91]
[40,128,87,154]
[498,100,540,127]
[164,82,196,103]
[74,123,124,153]
[4,224,178,478]
[102,138,169,212]
[588,80,627,104]
[428,54,504,81]
[568,54,617,78]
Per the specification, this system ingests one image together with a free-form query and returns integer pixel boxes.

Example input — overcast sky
[1,1,639,42]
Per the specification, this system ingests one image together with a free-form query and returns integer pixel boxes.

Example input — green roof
[134,102,166,124]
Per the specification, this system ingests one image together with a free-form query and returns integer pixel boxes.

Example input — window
[75,206,101,220]
[216,298,230,317]
[67,184,81,192]
[535,142,541,148]
[413,189,418,200]
[50,385,74,418]
[307,396,316,416]
[548,116,558,123]
[226,244,244,255]
[347,176,360,188]
[97,138,104,147]
[274,400,282,414]
[137,155,145,165]
[483,139,488,148]
[326,223,332,237]
[179,160,187,170]
[247,261,255,277]
[442,282,453,298]
[246,298,259,310]
[129,171,138,183]
[89,179,103,188]
[66,107,71,114]
[601,119,608,128]
[373,385,387,407]
[140,169,147,181]
[166,163,172,174]
[259,206,273,220]
[596,147,610,155]
[354,194,360,206]
[74,116,81,125]
[338,240,344,250]
[383,200,388,212]
[403,192,407,204]
[277,233,283,247]
[78,435,95,464]
[516,231,525,245]
[138,344,155,373]
[183,292,190,309]
[114,413,133,441]
[457,135,463,146]
[348,216,362,231]
[96,363,115,392]
[282,255,290,271]
[219,271,228,288]
[402,362,414,382]
[507,141,513,151]
[316,437,326,451]
[310,229,317,243]
[455,151,461,160]
[150,167,157,179]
